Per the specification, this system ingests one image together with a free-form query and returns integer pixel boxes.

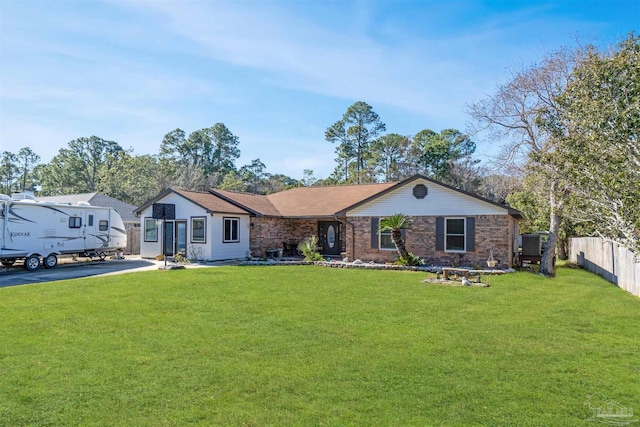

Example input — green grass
[1,266,639,426]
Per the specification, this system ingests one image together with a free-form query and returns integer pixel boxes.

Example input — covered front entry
[318,221,341,256]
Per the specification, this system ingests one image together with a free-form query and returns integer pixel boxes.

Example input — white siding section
[138,193,250,261]
[210,214,250,260]
[346,178,507,217]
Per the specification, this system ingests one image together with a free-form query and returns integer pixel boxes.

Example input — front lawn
[1,266,638,426]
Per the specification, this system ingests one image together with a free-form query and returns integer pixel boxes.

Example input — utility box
[522,234,542,256]
[517,233,544,266]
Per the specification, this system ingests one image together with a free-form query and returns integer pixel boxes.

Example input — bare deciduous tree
[467,48,579,276]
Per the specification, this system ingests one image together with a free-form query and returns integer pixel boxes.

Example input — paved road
[0,258,165,288]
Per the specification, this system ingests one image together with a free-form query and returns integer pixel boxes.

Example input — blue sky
[0,0,637,179]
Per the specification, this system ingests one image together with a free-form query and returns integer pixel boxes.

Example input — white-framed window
[379,220,395,251]
[445,217,466,252]
[191,217,206,243]
[69,217,82,228]
[223,217,239,243]
[144,218,158,242]
[99,220,109,231]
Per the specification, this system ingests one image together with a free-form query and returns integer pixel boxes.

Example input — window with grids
[69,217,82,228]
[223,217,239,243]
[445,218,465,252]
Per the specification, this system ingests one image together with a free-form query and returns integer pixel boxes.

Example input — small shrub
[174,254,191,264]
[394,252,424,266]
[298,236,325,262]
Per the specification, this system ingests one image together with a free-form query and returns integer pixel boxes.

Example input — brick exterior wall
[346,215,516,268]
[249,217,319,257]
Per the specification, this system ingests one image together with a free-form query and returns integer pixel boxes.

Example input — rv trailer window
[88,215,94,226]
[69,217,82,228]
[99,220,108,231]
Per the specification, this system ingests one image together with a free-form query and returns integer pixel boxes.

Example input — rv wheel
[25,255,41,271]
[44,254,58,269]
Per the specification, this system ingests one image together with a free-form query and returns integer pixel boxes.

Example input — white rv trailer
[0,194,127,271]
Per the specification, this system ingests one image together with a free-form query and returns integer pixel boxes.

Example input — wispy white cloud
[112,0,593,126]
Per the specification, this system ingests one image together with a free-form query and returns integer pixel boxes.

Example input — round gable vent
[413,184,428,199]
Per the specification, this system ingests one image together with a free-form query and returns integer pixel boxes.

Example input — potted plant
[487,251,498,268]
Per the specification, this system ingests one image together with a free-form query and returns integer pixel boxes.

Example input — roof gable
[340,175,522,218]
[135,188,250,216]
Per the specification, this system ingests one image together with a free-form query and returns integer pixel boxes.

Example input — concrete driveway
[0,257,225,288]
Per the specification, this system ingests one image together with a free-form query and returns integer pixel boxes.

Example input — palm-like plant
[378,213,413,262]
[297,235,325,262]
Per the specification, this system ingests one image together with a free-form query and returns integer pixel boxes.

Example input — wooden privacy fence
[125,227,140,255]
[570,237,640,297]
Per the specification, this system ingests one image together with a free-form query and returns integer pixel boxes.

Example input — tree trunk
[391,229,410,260]
[557,237,568,260]
[540,180,563,277]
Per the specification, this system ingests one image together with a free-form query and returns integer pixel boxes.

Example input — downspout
[334,215,355,261]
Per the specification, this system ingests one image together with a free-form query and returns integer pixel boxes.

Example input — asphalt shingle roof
[173,189,249,215]
[212,182,397,217]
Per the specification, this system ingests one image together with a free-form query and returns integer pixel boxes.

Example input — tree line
[0,107,518,207]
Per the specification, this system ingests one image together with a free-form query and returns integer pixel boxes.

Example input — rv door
[85,211,97,249]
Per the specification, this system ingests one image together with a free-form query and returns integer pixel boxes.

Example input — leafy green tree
[97,153,161,206]
[413,129,477,182]
[15,147,41,191]
[542,34,640,254]
[39,136,124,195]
[203,123,240,177]
[370,133,411,182]
[239,159,267,194]
[0,151,18,194]
[218,170,247,192]
[326,101,386,183]
[262,174,299,193]
[159,124,241,190]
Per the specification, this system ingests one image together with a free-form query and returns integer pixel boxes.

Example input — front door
[175,221,187,256]
[163,221,174,256]
[318,221,341,256]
